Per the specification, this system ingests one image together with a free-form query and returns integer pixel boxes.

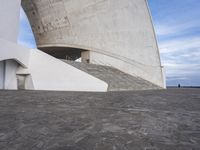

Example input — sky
[18,0,200,86]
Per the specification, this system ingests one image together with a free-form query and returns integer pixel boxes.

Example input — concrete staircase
[62,60,161,91]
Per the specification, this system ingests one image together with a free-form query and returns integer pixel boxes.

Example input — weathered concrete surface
[22,0,165,88]
[0,89,200,150]
[62,60,161,91]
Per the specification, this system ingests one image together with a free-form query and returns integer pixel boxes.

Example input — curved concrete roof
[22,0,165,88]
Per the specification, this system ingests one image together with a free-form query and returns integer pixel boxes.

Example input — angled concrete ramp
[26,49,108,91]
[62,60,161,91]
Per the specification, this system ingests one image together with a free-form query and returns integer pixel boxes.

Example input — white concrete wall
[27,49,108,91]
[161,66,167,88]
[0,39,30,67]
[24,75,34,89]
[22,0,165,88]
[4,60,18,90]
[0,61,4,89]
[0,0,22,90]
[0,39,32,89]
[0,39,30,90]
[0,0,21,42]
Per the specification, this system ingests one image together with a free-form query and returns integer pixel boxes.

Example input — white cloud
[163,63,200,86]
[156,28,200,85]
[159,36,200,54]
[154,20,200,36]
[164,63,200,77]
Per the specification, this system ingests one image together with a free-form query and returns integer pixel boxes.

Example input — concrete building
[22,0,166,88]
[0,0,166,91]
[0,0,108,92]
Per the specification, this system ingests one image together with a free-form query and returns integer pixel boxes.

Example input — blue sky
[18,0,200,86]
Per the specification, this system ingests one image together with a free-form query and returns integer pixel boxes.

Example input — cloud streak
[159,36,200,54]
[155,21,200,37]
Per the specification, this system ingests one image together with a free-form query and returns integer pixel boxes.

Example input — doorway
[17,75,26,90]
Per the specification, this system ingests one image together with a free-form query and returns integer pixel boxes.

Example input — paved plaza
[0,89,199,150]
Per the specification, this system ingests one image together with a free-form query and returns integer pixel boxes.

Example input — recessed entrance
[39,46,87,60]
[17,75,26,90]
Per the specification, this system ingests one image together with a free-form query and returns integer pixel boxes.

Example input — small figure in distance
[178,84,181,88]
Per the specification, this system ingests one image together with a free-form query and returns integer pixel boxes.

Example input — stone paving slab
[0,89,200,150]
